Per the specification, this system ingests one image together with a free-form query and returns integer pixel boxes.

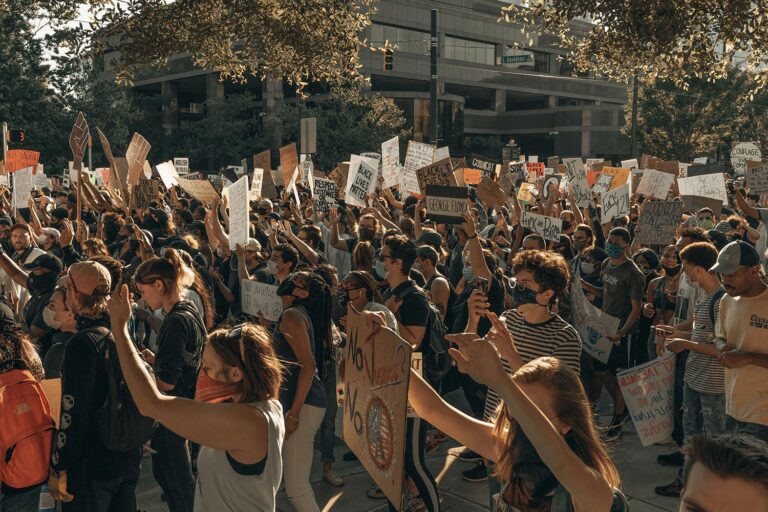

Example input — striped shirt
[684,287,725,395]
[483,310,582,421]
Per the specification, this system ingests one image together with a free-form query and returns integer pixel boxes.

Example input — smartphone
[470,276,489,295]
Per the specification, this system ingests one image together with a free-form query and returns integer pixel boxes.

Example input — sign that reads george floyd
[425,185,469,224]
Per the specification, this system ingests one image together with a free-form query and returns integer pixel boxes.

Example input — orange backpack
[0,364,55,490]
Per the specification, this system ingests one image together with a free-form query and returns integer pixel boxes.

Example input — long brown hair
[492,358,620,492]
[207,323,283,403]
[134,248,194,298]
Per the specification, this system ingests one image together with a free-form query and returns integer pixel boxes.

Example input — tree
[42,0,377,97]
[624,70,768,161]
[501,1,768,94]
[276,89,409,171]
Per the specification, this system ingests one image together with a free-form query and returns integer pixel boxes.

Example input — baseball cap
[40,227,61,241]
[710,240,761,275]
[0,216,12,227]
[62,261,112,296]
[24,253,63,274]
[244,238,262,252]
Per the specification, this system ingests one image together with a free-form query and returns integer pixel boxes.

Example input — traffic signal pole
[430,9,439,146]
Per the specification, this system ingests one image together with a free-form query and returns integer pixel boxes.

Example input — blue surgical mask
[605,241,624,259]
[462,265,473,282]
[374,260,388,280]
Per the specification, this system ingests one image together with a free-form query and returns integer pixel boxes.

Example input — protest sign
[497,164,516,195]
[586,158,604,169]
[636,169,676,199]
[541,175,561,200]
[685,162,724,177]
[477,176,507,208]
[12,167,34,210]
[287,167,300,205]
[601,166,630,190]
[425,185,468,224]
[619,354,676,446]
[746,160,768,194]
[381,136,400,189]
[450,157,466,172]
[346,159,378,207]
[173,157,190,175]
[113,157,129,196]
[133,178,158,209]
[601,183,630,224]
[125,132,151,187]
[731,142,761,175]
[220,166,240,185]
[435,146,450,162]
[248,168,264,201]
[461,169,482,185]
[254,150,271,173]
[470,154,498,180]
[563,158,592,208]
[653,161,679,176]
[570,279,616,364]
[693,157,708,165]
[314,178,339,213]
[155,161,180,189]
[517,183,536,204]
[546,156,560,168]
[177,177,219,204]
[404,141,436,175]
[677,173,728,204]
[520,211,562,241]
[6,150,40,173]
[681,195,723,217]
[416,158,454,193]
[527,162,545,177]
[69,112,89,171]
[635,201,684,245]
[621,158,638,170]
[279,143,299,186]
[343,307,411,510]
[592,173,614,196]
[241,280,283,322]
[227,175,249,251]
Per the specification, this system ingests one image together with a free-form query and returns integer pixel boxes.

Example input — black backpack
[709,288,726,325]
[90,327,156,452]
[394,282,452,381]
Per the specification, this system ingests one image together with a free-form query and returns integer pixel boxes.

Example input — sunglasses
[227,324,247,362]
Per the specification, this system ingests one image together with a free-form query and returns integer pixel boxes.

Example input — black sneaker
[654,478,683,497]
[600,426,623,442]
[657,451,684,467]
[461,461,488,482]
[457,447,483,463]
[342,451,358,462]
[610,409,630,428]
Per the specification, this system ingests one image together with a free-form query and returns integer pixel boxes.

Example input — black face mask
[337,291,351,309]
[512,284,542,307]
[276,279,300,298]
[359,227,376,241]
[561,220,572,231]
[27,272,58,294]
[663,264,682,277]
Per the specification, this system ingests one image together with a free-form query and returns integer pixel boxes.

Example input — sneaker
[461,461,488,482]
[657,451,684,467]
[323,469,344,487]
[403,496,426,512]
[457,447,483,463]
[342,451,358,462]
[610,409,630,428]
[654,478,683,497]
[600,426,623,443]
[367,486,386,499]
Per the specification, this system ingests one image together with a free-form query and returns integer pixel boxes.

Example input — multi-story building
[106,0,630,163]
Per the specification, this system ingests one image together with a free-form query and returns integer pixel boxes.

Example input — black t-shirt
[154,301,206,398]
[344,236,382,253]
[450,275,505,337]
[385,280,430,352]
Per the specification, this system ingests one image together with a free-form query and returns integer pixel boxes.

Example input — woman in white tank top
[107,285,285,511]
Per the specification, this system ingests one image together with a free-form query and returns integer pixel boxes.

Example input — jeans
[318,360,338,465]
[728,417,768,444]
[682,384,727,440]
[672,350,689,447]
[0,485,41,512]
[151,425,195,512]
[283,404,325,512]
[61,465,140,512]
[388,417,440,512]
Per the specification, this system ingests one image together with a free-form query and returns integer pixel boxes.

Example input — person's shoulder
[553,317,581,340]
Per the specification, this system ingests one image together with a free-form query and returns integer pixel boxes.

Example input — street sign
[501,55,532,64]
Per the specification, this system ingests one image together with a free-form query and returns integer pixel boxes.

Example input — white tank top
[193,399,285,512]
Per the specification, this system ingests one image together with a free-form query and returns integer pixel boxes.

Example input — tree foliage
[624,70,768,161]
[501,1,768,94]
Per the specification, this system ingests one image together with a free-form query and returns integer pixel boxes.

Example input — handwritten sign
[6,150,40,173]
[177,177,219,205]
[173,157,190,175]
[471,155,498,180]
[477,176,507,208]
[527,162,545,177]
[279,143,299,186]
[241,280,283,322]
[546,156,560,168]
[601,166,630,190]
[563,158,591,208]
[425,185,468,224]
[619,354,676,446]
[746,160,768,194]
[461,168,482,185]
[621,159,638,170]
[731,142,761,175]
[346,159,378,207]
[416,158,454,194]
[404,141,436,175]
[343,307,411,510]
[601,183,630,224]
[249,168,264,200]
[520,211,562,241]
[592,173,615,196]
[227,175,249,250]
[434,146,450,162]
[541,175,561,200]
[12,166,34,210]
[637,169,676,199]
[677,173,727,204]
[314,178,339,213]
[125,132,151,187]
[381,136,400,189]
[635,201,684,245]
[155,161,180,189]
[517,182,536,204]
[133,178,158,209]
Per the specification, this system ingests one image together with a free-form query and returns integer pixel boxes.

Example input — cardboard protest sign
[546,156,560,168]
[563,158,592,208]
[381,136,400,189]
[416,158,454,194]
[434,146,450,162]
[227,175,250,251]
[677,173,727,204]
[425,185,468,224]
[517,183,536,204]
[586,158,604,170]
[314,178,339,213]
[637,169,676,199]
[635,201,684,245]
[279,143,299,186]
[12,167,34,210]
[450,157,466,172]
[470,154,498,180]
[343,307,412,510]
[654,161,679,176]
[6,150,40,173]
[221,166,240,185]
[520,211,562,241]
[69,112,89,172]
[541,175,561,200]
[681,195,723,217]
[113,157,130,196]
[592,173,614,196]
[254,150,271,173]
[345,159,378,207]
[601,166,630,190]
[404,141,436,175]
[177,177,219,204]
[155,161,180,189]
[621,158,638,170]
[686,162,724,177]
[250,168,264,201]
[746,160,768,194]
[241,280,283,322]
[133,178,158,209]
[173,157,190,175]
[619,354,676,446]
[600,183,630,224]
[125,132,151,187]
[527,162,545,177]
[476,176,507,208]
[731,142,761,175]
[462,169,482,185]
[497,164,516,195]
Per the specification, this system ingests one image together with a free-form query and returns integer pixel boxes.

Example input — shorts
[592,336,629,374]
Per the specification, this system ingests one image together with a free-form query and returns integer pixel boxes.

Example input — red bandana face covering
[194,370,239,404]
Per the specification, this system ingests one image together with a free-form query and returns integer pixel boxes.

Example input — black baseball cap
[24,253,63,273]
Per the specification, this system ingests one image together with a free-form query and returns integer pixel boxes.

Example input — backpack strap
[709,288,726,325]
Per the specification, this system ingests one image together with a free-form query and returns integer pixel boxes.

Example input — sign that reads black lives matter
[425,185,469,224]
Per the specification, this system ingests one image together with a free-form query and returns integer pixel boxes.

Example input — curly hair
[511,250,570,301]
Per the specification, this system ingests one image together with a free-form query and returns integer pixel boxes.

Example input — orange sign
[463,168,483,185]
[601,166,630,190]
[6,149,40,173]
[527,162,545,177]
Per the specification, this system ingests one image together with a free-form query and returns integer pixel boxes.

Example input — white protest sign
[241,280,283,322]
[399,167,421,196]
[287,167,300,205]
[528,155,538,163]
[173,157,190,175]
[381,136,400,189]
[12,167,35,210]
[250,168,264,200]
[346,159,378,207]
[520,211,563,241]
[155,161,180,189]
[677,173,728,204]
[564,158,592,208]
[693,157,708,165]
[745,160,768,194]
[570,276,621,364]
[621,158,638,169]
[636,201,684,246]
[314,178,339,213]
[34,167,50,189]
[636,169,676,199]
[619,354,676,446]
[434,146,450,162]
[403,141,436,174]
[731,142,761,175]
[600,183,630,224]
[227,175,249,251]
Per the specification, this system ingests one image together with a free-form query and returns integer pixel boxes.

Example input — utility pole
[430,9,439,146]
[1,122,7,171]
[631,70,639,159]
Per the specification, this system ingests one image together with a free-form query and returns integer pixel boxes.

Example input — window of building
[557,97,596,107]
[370,23,429,55]
[444,36,495,66]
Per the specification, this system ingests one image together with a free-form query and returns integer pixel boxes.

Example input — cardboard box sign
[425,185,468,224]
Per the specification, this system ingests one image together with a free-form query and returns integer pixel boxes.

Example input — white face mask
[266,260,278,274]
[43,306,63,329]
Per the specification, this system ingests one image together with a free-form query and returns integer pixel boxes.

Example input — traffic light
[383,48,394,71]
[7,130,25,144]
